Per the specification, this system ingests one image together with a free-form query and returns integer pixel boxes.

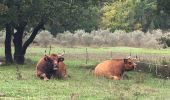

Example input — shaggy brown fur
[36,54,67,80]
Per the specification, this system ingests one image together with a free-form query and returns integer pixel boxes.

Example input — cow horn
[127,56,131,59]
[59,50,65,56]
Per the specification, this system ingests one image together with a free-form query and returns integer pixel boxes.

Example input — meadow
[0,46,170,100]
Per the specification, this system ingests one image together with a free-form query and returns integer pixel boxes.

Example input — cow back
[94,59,124,77]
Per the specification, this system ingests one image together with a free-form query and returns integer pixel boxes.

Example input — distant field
[0,46,170,99]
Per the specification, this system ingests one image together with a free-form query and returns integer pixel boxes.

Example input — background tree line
[0,0,170,64]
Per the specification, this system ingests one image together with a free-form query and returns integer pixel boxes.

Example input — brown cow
[36,53,67,81]
[94,56,136,80]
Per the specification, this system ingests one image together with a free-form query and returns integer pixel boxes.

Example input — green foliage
[0,0,53,30]
[0,3,8,29]
[49,0,100,34]
[101,1,132,31]
[101,0,170,32]
[1,0,170,34]
[158,0,170,15]
[0,0,100,34]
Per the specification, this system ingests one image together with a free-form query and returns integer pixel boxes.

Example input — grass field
[0,46,170,100]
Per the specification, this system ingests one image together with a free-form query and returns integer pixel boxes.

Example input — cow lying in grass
[36,53,67,81]
[94,56,137,80]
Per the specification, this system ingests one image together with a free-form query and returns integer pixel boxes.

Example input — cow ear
[124,59,128,64]
[58,57,64,62]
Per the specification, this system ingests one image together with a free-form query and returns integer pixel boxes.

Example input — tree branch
[21,21,45,55]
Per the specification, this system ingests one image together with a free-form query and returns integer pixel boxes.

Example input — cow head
[44,53,65,70]
[44,54,58,70]
[124,56,137,71]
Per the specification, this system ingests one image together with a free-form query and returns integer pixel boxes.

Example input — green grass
[0,46,170,100]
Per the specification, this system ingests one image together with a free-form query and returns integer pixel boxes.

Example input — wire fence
[1,47,170,79]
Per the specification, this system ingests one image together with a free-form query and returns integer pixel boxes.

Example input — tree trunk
[5,23,13,64]
[13,23,26,64]
[13,30,24,64]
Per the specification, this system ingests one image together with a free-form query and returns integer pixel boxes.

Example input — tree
[5,23,13,64]
[0,2,13,63]
[100,0,170,32]
[0,0,100,64]
[49,0,100,34]
[156,0,170,29]
[0,0,53,64]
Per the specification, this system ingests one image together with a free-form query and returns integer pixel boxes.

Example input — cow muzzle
[53,61,59,70]
[53,67,58,70]
[53,64,58,70]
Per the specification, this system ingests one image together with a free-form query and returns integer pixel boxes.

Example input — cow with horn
[35,50,67,81]
[94,56,137,80]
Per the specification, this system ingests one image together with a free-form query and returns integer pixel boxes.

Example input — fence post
[86,48,88,64]
[16,64,22,80]
[155,65,158,76]
[149,64,151,72]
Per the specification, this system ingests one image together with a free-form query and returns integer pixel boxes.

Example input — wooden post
[155,65,158,76]
[86,48,88,64]
[16,64,22,80]
[149,64,151,72]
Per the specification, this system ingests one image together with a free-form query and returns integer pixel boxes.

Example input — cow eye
[58,57,64,62]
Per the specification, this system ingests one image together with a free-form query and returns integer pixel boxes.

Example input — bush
[157,32,170,48]
[35,30,54,47]
[92,35,104,46]
[53,29,165,48]
[82,33,93,46]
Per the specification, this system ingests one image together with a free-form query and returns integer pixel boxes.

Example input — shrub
[156,31,170,48]
[81,33,93,46]
[55,31,77,47]
[35,30,53,47]
[74,30,84,45]
[92,35,104,46]
[52,29,164,48]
